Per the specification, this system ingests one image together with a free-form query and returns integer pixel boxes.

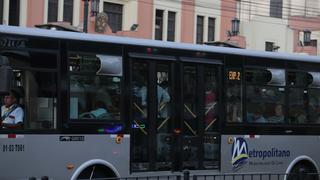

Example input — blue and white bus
[0,25,320,180]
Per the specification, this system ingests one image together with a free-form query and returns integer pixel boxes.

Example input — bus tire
[287,160,319,180]
[76,164,117,180]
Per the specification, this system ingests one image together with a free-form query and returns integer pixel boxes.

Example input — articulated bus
[0,25,320,180]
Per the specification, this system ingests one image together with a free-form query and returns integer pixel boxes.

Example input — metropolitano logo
[231,137,249,171]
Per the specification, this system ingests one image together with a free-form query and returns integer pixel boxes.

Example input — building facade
[0,0,319,55]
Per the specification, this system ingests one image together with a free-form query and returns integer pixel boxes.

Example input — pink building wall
[27,0,44,27]
[220,0,246,48]
[220,0,236,42]
[180,0,195,43]
[81,0,153,39]
[135,0,153,39]
[289,16,320,55]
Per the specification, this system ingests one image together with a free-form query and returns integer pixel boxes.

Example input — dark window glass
[196,16,204,44]
[226,68,242,123]
[208,17,215,42]
[48,0,58,22]
[156,64,172,171]
[0,51,58,130]
[167,11,176,42]
[131,62,149,171]
[104,2,123,33]
[311,39,317,47]
[63,0,73,24]
[288,71,311,87]
[155,9,163,40]
[270,0,283,18]
[309,89,320,124]
[288,88,307,124]
[183,65,198,169]
[287,71,320,125]
[265,41,274,51]
[9,0,20,26]
[0,0,3,24]
[69,53,121,121]
[203,66,219,169]
[245,68,285,124]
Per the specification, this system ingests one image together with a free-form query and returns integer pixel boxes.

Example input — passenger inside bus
[79,101,112,119]
[289,107,307,124]
[204,83,217,127]
[1,88,24,129]
[157,82,170,119]
[226,84,242,122]
[268,104,284,123]
[132,73,147,119]
[247,105,266,123]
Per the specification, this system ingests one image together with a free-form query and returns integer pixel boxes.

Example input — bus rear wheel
[76,164,117,180]
[288,161,319,180]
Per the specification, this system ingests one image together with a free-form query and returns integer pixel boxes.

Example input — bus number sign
[228,71,241,81]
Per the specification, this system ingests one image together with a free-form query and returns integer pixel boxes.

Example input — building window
[155,9,164,40]
[0,0,3,24]
[9,0,20,26]
[167,11,176,42]
[104,2,123,33]
[63,0,73,24]
[48,0,58,22]
[265,41,274,51]
[196,15,204,44]
[270,0,283,18]
[208,17,215,42]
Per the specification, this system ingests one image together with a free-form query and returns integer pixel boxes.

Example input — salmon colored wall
[81,0,152,38]
[228,35,246,48]
[220,0,236,41]
[181,0,194,43]
[289,16,320,55]
[27,0,44,27]
[134,0,153,39]
[219,0,246,48]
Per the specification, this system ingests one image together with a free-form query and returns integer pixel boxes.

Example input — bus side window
[3,52,58,130]
[24,71,57,129]
[288,71,308,124]
[226,69,242,123]
[245,68,285,124]
[69,53,121,120]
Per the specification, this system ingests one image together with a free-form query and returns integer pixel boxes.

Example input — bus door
[129,53,176,172]
[129,53,221,172]
[179,59,221,170]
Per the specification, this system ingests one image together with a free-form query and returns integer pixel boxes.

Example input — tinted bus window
[288,71,320,124]
[69,53,121,121]
[226,68,242,123]
[245,68,285,124]
[1,51,58,130]
[131,62,149,171]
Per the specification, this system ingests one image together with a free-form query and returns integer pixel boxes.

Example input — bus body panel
[221,135,320,174]
[0,134,130,179]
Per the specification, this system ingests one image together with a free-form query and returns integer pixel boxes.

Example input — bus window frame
[66,51,125,127]
[0,48,59,133]
[225,59,320,135]
[286,69,320,125]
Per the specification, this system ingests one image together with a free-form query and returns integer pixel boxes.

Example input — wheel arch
[70,159,120,180]
[285,155,319,179]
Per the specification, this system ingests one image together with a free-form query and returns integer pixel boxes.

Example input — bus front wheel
[76,164,117,180]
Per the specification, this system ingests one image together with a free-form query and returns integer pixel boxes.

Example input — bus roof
[0,25,319,63]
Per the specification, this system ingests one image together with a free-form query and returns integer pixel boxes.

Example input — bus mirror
[96,55,122,76]
[308,72,320,88]
[0,56,13,94]
[267,68,285,86]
